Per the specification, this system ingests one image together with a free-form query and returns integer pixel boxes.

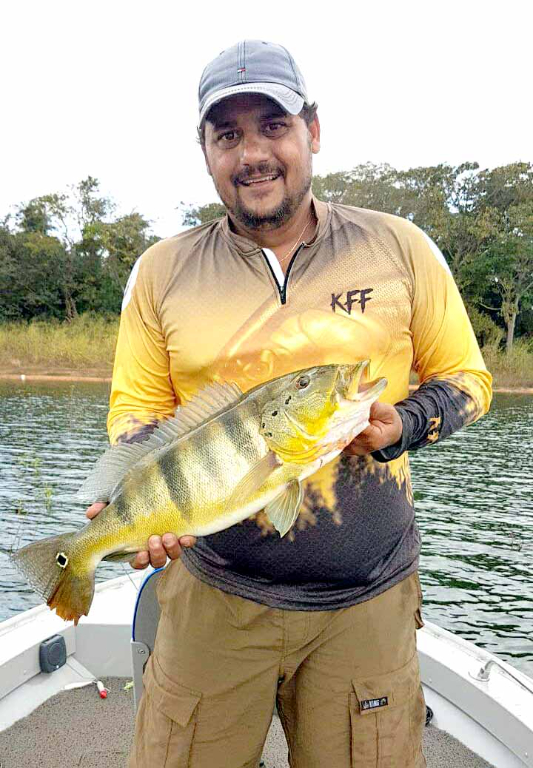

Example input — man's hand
[343,402,403,456]
[86,503,197,569]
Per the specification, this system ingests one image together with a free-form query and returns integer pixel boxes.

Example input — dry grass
[0,316,119,376]
[0,318,532,388]
[481,340,533,389]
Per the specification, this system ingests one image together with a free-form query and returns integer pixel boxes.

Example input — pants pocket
[129,655,202,768]
[349,652,426,767]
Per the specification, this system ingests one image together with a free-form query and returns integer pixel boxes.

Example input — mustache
[233,164,284,186]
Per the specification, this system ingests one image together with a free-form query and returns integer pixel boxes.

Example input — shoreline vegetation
[2,167,532,394]
[0,317,532,393]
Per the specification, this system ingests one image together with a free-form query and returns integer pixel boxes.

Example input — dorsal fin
[76,380,243,503]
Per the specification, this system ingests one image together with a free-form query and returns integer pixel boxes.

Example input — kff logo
[331,288,373,315]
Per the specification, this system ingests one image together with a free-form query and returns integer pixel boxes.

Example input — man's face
[203,93,320,231]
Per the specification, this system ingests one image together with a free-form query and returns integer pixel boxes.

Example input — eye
[262,121,288,137]
[217,130,240,147]
[296,375,310,390]
[56,552,69,568]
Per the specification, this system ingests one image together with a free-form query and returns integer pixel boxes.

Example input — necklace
[277,216,314,265]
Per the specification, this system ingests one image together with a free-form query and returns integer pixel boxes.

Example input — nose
[239,131,270,166]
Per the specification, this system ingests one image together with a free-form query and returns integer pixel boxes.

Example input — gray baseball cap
[198,40,309,128]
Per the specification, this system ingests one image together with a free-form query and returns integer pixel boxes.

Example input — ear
[308,113,321,154]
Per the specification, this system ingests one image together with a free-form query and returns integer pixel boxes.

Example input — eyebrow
[211,119,237,131]
[210,110,289,131]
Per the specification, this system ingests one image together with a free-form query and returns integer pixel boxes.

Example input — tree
[0,224,67,320]
[180,202,226,227]
[312,163,402,213]
[472,164,533,352]
[16,198,53,235]
[4,178,159,319]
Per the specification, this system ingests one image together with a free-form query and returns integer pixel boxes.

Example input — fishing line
[120,562,140,592]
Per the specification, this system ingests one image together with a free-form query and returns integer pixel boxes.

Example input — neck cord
[277,216,314,265]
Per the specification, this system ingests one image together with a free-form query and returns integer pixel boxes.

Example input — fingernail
[162,534,174,547]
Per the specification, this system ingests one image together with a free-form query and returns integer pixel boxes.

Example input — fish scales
[159,401,268,526]
[99,399,267,544]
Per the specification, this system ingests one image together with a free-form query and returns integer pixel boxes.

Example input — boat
[1,568,532,767]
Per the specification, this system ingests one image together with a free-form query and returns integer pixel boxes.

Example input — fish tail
[10,532,96,625]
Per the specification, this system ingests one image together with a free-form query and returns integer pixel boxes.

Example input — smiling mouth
[238,173,281,187]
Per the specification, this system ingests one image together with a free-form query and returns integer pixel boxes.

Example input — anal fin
[264,480,303,538]
[102,549,138,563]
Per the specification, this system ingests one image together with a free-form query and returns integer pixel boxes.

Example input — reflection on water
[0,381,532,674]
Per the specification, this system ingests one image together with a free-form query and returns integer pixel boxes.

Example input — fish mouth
[336,361,388,405]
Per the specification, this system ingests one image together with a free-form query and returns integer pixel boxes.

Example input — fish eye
[296,375,310,389]
[56,552,68,569]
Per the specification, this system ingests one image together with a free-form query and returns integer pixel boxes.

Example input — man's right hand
[86,503,197,569]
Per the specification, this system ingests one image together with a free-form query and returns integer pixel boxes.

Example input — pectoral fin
[264,480,303,538]
[228,451,282,512]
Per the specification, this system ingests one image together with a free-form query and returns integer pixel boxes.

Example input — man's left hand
[343,402,403,456]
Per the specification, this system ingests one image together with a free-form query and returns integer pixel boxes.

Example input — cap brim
[198,82,304,128]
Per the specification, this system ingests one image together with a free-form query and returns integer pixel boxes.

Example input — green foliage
[0,226,67,320]
[465,305,504,348]
[181,202,226,227]
[1,165,532,354]
[1,177,159,321]
[16,198,53,235]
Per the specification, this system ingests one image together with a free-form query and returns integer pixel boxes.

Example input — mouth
[237,172,281,188]
[337,361,388,405]
[320,364,387,449]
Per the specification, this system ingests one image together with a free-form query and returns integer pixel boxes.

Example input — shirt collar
[219,196,331,256]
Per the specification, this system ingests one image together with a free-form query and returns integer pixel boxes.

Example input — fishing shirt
[107,199,492,610]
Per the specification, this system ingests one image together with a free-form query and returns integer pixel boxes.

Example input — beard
[214,155,313,232]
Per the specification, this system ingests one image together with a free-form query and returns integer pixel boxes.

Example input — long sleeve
[373,224,492,462]
[107,247,178,446]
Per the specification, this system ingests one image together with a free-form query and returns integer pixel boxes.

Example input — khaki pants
[129,560,426,767]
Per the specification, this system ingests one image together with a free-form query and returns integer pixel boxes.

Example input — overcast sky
[1,0,531,237]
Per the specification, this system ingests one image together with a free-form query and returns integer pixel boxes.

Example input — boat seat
[131,567,164,711]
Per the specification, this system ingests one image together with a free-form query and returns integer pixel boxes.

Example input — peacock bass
[11,362,387,624]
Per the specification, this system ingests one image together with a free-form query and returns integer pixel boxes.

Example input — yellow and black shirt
[108,198,492,609]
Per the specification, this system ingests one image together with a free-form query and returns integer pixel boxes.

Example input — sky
[1,0,532,238]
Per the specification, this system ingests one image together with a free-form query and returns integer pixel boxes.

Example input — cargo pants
[129,560,426,767]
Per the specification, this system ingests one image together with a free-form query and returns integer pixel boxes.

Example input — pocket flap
[145,655,202,727]
[351,652,418,716]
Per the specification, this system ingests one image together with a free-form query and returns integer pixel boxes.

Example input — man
[87,40,492,767]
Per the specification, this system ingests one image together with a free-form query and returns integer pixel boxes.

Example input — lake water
[0,381,532,675]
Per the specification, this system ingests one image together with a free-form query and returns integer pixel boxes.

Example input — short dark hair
[197,101,318,148]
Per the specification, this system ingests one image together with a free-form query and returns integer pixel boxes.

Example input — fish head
[259,362,387,462]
